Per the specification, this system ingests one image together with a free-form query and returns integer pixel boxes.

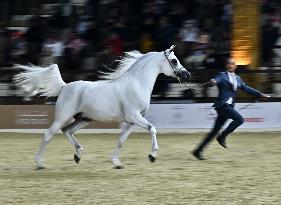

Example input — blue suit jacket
[213,72,262,108]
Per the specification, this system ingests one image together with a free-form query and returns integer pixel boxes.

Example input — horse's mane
[101,50,145,80]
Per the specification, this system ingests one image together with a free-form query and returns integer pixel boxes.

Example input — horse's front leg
[128,113,159,162]
[112,122,134,168]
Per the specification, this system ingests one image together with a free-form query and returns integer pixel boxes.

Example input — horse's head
[162,45,191,82]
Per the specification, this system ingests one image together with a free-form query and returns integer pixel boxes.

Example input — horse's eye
[171,59,178,65]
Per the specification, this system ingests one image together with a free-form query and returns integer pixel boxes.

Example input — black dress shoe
[191,150,206,160]
[217,134,228,148]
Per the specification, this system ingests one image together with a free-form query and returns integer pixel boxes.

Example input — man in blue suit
[192,58,270,160]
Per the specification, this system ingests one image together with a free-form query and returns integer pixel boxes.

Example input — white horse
[13,45,190,169]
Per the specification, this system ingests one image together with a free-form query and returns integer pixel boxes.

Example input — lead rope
[189,81,212,90]
[164,51,210,90]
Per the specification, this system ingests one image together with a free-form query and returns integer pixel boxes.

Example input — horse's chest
[136,96,150,109]
[122,95,150,115]
[138,101,150,115]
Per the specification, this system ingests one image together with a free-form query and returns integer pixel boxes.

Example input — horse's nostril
[184,72,191,78]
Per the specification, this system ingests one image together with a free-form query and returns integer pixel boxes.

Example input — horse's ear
[166,45,176,54]
[49,64,58,70]
[170,45,176,51]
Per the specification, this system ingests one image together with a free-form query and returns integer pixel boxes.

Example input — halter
[163,48,189,88]
[163,46,211,91]
[163,50,182,75]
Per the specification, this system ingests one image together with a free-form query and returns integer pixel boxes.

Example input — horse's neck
[130,54,162,96]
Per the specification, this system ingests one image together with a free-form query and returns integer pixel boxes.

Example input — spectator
[84,20,101,53]
[25,16,46,64]
[141,17,157,39]
[273,34,281,66]
[113,17,129,41]
[140,33,155,53]
[156,16,176,50]
[262,22,279,65]
[64,32,86,73]
[214,31,230,55]
[77,16,91,37]
[0,29,4,66]
[203,47,222,71]
[11,31,27,65]
[184,30,209,68]
[41,33,65,66]
[103,32,124,57]
[221,0,232,31]
[168,3,185,29]
[3,31,14,66]
[96,44,119,80]
[178,20,199,58]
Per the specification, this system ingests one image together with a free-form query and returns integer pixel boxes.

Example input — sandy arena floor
[0,132,280,205]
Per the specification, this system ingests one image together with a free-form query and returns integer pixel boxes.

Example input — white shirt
[226,72,237,105]
[227,72,237,91]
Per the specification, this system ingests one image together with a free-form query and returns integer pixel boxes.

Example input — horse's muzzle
[175,70,191,82]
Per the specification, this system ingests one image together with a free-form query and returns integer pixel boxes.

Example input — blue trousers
[196,104,244,152]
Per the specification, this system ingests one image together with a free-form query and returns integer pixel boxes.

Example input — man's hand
[260,93,270,101]
[210,79,217,86]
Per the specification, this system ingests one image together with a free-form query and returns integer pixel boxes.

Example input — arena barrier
[146,102,281,129]
[0,103,280,132]
[0,105,119,129]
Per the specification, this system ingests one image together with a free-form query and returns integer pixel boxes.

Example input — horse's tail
[13,64,66,98]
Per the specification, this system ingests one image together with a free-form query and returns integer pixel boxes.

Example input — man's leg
[217,105,244,148]
[192,112,228,160]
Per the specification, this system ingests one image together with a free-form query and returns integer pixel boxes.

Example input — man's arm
[240,78,270,99]
[210,72,223,86]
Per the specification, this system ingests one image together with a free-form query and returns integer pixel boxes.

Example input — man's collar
[227,71,236,75]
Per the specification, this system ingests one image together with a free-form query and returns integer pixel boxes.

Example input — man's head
[226,58,237,73]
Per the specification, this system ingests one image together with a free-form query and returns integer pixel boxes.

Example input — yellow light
[232,0,260,69]
[232,50,251,66]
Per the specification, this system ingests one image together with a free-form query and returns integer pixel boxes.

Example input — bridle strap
[163,51,189,88]
[163,50,211,91]
[163,51,178,74]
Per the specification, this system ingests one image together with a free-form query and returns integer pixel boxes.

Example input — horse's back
[57,80,125,122]
[61,80,111,95]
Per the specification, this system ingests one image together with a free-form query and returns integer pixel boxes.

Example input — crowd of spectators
[261,0,281,66]
[0,0,234,79]
[0,0,280,89]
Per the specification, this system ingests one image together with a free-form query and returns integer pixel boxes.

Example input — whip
[237,94,271,111]
[237,101,258,111]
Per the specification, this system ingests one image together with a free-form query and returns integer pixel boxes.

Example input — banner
[0,103,280,129]
[145,102,281,128]
[0,105,119,129]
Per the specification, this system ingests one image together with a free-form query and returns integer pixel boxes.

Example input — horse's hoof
[112,158,123,169]
[74,154,80,164]
[148,153,156,162]
[35,165,46,170]
[114,165,124,169]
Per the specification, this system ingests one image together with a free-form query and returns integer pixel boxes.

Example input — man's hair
[223,57,232,69]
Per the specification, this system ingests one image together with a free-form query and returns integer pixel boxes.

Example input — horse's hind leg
[61,119,91,164]
[35,121,62,169]
[112,122,134,168]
